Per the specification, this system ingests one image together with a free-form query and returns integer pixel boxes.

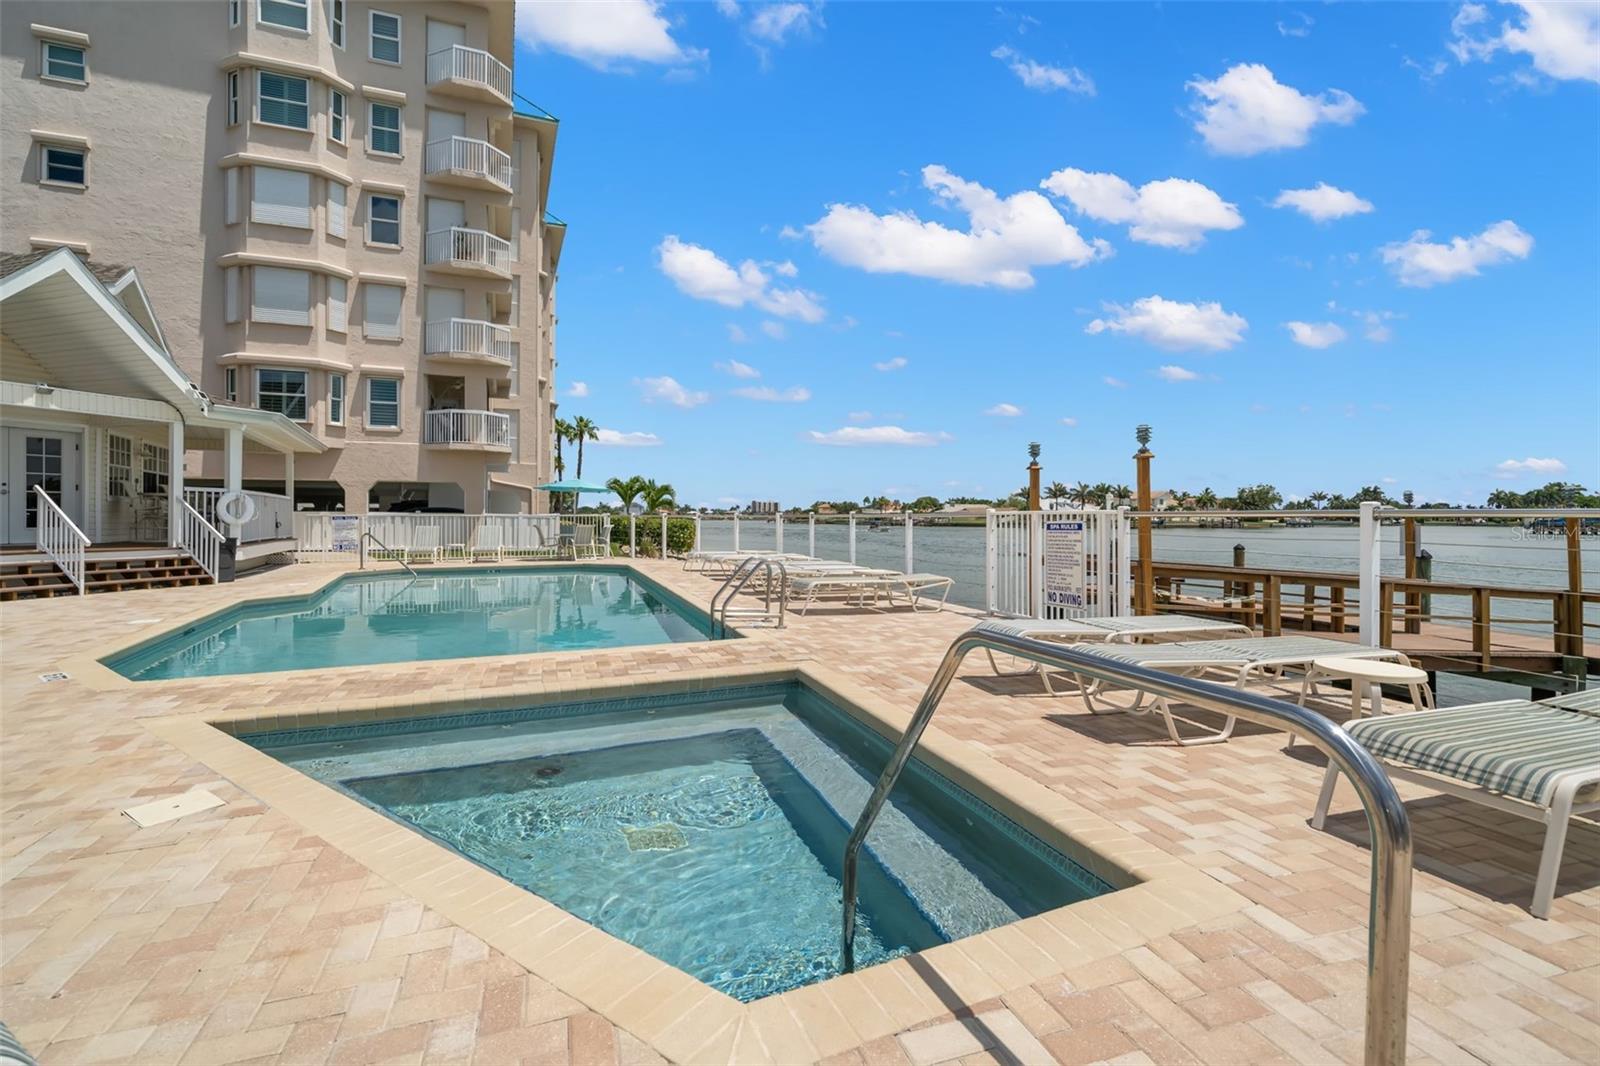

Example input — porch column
[224,426,244,540]
[167,419,185,547]
[283,451,296,509]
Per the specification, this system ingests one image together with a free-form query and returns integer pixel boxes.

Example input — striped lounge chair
[1313,689,1600,918]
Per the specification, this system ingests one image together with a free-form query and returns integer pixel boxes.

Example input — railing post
[985,509,997,613]
[776,515,784,553]
[732,513,740,551]
[628,514,636,558]
[1474,587,1493,669]
[1565,516,1583,658]
[1028,510,1044,619]
[808,514,816,558]
[1403,518,1421,635]
[693,514,702,553]
[904,512,913,575]
[848,514,856,564]
[1358,502,1382,646]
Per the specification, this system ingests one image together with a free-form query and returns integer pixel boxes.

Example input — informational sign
[1043,518,1086,610]
[330,514,362,553]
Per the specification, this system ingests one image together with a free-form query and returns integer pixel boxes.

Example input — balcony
[425,227,512,279]
[427,44,512,105]
[423,409,511,450]
[425,318,513,370]
[424,136,514,194]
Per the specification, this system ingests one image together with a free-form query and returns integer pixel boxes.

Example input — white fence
[986,509,1132,619]
[183,488,294,544]
[426,43,512,101]
[424,227,512,276]
[424,136,513,190]
[424,318,513,364]
[424,409,511,448]
[294,513,611,559]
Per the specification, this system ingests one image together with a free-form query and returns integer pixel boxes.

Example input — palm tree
[1069,481,1093,507]
[570,416,599,478]
[606,475,647,513]
[1309,491,1330,509]
[641,479,677,512]
[1045,481,1070,508]
[1111,484,1133,506]
[1196,487,1218,510]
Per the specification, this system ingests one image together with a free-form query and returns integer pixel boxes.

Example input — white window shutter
[327,276,348,333]
[363,283,404,339]
[252,267,312,325]
[224,267,240,323]
[328,182,347,238]
[251,167,312,228]
[509,208,520,262]
[225,169,240,225]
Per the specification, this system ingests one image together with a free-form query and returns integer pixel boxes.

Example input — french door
[1,428,82,545]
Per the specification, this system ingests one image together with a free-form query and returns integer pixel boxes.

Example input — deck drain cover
[621,824,687,852]
[38,672,68,683]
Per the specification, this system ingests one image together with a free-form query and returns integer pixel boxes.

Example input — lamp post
[1027,442,1042,512]
[1134,425,1154,615]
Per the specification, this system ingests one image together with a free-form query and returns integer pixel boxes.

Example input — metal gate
[985,509,1131,619]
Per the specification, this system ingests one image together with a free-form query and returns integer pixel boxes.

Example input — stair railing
[33,486,88,594]
[178,500,224,581]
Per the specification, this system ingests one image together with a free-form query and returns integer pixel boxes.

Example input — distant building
[814,502,836,515]
[747,500,779,514]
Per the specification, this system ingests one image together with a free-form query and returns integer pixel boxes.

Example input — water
[108,567,713,680]
[252,685,1105,1001]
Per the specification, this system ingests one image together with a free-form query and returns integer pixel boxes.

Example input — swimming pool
[106,567,715,680]
[245,682,1109,1001]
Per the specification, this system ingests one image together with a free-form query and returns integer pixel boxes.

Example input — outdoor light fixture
[1028,441,1041,461]
[1136,424,1152,451]
[33,382,54,394]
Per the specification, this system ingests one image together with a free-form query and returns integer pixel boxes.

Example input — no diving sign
[1044,519,1086,610]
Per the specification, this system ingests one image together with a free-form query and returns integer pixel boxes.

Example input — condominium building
[1,0,562,516]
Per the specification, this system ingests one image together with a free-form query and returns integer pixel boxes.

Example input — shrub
[609,516,695,557]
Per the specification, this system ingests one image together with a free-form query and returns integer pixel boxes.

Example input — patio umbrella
[537,478,610,514]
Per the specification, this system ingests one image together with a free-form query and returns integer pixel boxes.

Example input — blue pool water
[107,567,714,680]
[248,683,1109,1001]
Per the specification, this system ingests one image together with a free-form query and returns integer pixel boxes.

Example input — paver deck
[2,557,1597,1065]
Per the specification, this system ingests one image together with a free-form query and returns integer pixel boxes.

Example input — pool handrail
[840,620,1413,1066]
[709,555,788,636]
[360,530,418,577]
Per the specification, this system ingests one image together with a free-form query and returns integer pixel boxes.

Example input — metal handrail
[360,530,417,578]
[840,620,1413,1066]
[709,556,788,636]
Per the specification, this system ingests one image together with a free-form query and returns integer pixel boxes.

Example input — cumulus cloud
[1380,220,1533,287]
[874,357,909,371]
[747,2,823,44]
[1495,456,1568,478]
[1102,376,1128,388]
[1273,183,1375,222]
[656,236,826,321]
[1059,416,1078,426]
[1188,63,1363,155]
[1285,321,1348,348]
[516,0,704,69]
[805,426,953,446]
[1354,309,1399,342]
[984,403,1023,417]
[1450,2,1600,84]
[1086,296,1248,351]
[635,376,709,408]
[594,428,663,447]
[715,359,760,379]
[808,165,1111,289]
[1041,168,1242,250]
[1156,365,1200,382]
[566,381,590,398]
[991,45,1094,95]
[734,385,811,402]
[1278,11,1314,37]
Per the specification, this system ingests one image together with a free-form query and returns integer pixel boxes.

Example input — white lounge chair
[1313,689,1600,918]
[404,526,443,564]
[471,526,504,562]
[884,574,954,612]
[982,614,1255,694]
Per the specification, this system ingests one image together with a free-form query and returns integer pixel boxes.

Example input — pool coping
[142,658,1250,1064]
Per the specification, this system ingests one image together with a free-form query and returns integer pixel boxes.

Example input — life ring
[216,491,257,527]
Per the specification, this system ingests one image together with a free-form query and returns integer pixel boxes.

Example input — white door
[1,428,82,545]
[427,197,466,231]
[425,287,466,322]
[427,109,466,143]
[426,19,465,55]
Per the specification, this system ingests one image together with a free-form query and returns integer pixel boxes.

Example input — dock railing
[294,513,610,561]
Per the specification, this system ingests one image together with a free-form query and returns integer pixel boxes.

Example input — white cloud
[515,0,704,69]
[1059,416,1078,426]
[1495,456,1568,478]
[734,385,811,402]
[1156,365,1200,382]
[760,320,787,340]
[778,224,804,240]
[1380,220,1533,287]
[1041,168,1242,250]
[635,375,710,408]
[769,259,799,278]
[874,356,909,371]
[566,381,590,398]
[726,323,749,343]
[1187,63,1363,155]
[808,165,1111,289]
[1285,321,1348,348]
[1273,183,1375,222]
[990,45,1094,95]
[1278,11,1314,37]
[1450,2,1600,84]
[1102,376,1128,388]
[984,403,1023,417]
[1086,296,1248,351]
[1353,309,1399,342]
[715,359,760,379]
[846,410,873,423]
[656,236,825,321]
[594,428,663,447]
[805,426,952,447]
[748,2,823,44]
[714,0,740,16]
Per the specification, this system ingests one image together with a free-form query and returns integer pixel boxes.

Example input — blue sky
[513,1,1599,509]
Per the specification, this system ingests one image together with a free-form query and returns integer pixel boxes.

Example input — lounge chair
[1054,634,1413,746]
[471,526,504,562]
[404,526,442,564]
[884,574,954,612]
[790,571,893,614]
[981,614,1256,694]
[1313,689,1600,917]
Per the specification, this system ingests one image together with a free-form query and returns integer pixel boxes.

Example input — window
[251,266,312,326]
[369,10,401,63]
[40,145,86,187]
[224,367,238,402]
[329,89,345,143]
[257,71,309,130]
[227,70,240,125]
[367,377,400,428]
[367,195,400,246]
[251,166,312,228]
[257,369,309,421]
[329,373,346,425]
[229,0,241,27]
[42,42,86,83]
[107,435,132,497]
[368,103,401,155]
[328,181,347,238]
[258,0,308,31]
[329,0,345,47]
[140,443,170,495]
[327,276,348,333]
[363,283,403,339]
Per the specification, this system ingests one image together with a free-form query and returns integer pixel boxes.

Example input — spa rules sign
[1043,518,1086,610]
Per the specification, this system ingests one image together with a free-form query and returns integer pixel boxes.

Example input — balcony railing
[424,136,514,192]
[424,318,513,365]
[424,409,511,449]
[424,227,512,277]
[427,44,512,103]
